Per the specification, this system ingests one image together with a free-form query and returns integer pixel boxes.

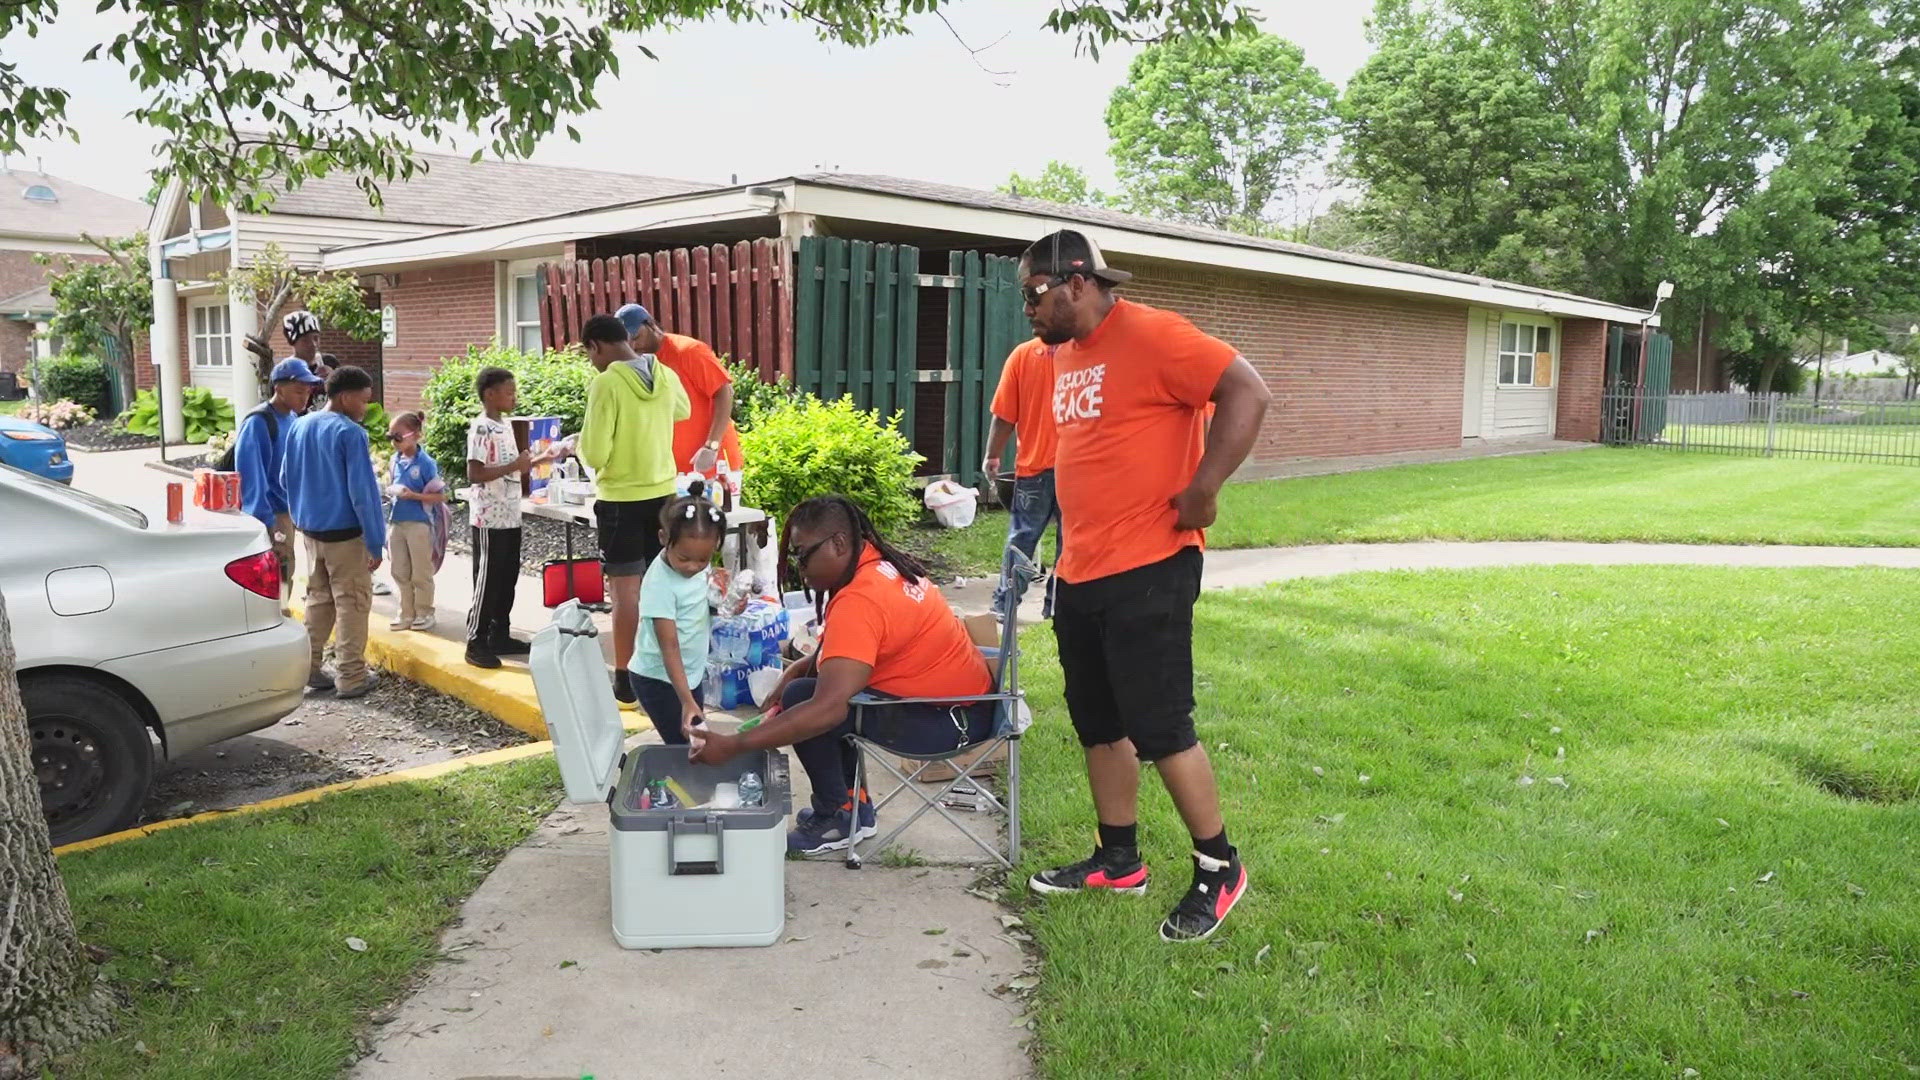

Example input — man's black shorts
[594,496,669,577]
[1051,546,1202,762]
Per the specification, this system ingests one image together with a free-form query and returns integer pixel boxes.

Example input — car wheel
[22,675,155,846]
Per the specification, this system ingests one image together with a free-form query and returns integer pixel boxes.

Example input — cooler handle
[667,814,724,876]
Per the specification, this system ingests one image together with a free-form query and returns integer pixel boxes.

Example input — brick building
[0,166,147,382]
[150,161,1660,466]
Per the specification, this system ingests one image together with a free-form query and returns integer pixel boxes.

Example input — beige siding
[235,212,439,269]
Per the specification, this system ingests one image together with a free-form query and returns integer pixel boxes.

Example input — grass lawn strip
[1015,566,1919,1077]
[49,755,561,1079]
[919,450,1920,580]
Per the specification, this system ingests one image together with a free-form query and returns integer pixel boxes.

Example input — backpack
[216,403,280,471]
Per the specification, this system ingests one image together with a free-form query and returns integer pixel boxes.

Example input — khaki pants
[388,521,436,622]
[304,534,373,691]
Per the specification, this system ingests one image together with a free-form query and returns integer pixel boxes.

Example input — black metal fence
[1601,389,1920,465]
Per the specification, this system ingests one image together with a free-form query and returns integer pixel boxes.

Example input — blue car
[0,414,74,483]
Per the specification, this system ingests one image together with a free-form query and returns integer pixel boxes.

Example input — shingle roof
[796,173,1633,311]
[0,170,148,241]
[258,150,715,227]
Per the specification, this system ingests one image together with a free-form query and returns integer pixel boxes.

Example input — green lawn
[1014,566,1920,1077]
[50,755,561,1079]
[920,449,1920,579]
[0,396,25,416]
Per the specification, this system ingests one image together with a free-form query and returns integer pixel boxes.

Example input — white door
[1462,312,1487,437]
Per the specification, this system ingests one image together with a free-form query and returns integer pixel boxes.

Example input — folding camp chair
[842,546,1039,870]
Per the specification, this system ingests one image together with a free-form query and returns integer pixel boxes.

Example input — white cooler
[531,600,792,949]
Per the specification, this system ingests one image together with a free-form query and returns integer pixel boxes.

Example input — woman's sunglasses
[788,535,835,576]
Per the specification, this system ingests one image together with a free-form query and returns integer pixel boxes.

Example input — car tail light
[225,551,280,599]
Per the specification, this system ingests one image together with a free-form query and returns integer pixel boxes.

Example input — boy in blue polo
[384,410,444,631]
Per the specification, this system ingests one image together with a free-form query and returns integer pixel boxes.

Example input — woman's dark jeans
[783,678,997,814]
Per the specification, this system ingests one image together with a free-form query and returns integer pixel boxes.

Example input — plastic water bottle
[737,771,764,808]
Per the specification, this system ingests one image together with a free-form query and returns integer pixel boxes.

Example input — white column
[151,276,184,442]
[228,290,260,413]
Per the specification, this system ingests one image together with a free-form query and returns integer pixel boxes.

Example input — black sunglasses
[1021,275,1068,306]
[789,534,835,574]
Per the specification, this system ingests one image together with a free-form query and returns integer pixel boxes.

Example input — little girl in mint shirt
[633,481,727,744]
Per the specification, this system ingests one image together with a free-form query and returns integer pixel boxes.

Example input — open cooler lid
[529,600,626,803]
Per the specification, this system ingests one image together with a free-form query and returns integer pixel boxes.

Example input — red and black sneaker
[1158,849,1248,943]
[1028,848,1150,896]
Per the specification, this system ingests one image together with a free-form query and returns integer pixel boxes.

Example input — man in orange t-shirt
[983,337,1060,617]
[618,304,745,476]
[1018,230,1271,945]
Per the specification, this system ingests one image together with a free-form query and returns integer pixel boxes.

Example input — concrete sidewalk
[350,740,1036,1080]
[944,540,1920,620]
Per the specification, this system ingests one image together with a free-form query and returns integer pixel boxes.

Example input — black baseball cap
[1020,229,1132,285]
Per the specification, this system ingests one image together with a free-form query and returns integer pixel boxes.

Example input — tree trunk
[0,592,115,1076]
[1756,355,1783,394]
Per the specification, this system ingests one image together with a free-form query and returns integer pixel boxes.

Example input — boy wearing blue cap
[232,329,328,610]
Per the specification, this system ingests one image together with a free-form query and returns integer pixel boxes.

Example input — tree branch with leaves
[35,234,152,412]
[212,242,383,391]
[0,0,1256,207]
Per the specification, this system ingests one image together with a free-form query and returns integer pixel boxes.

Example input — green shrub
[739,394,922,534]
[420,343,593,475]
[361,401,393,455]
[123,386,235,444]
[723,356,797,433]
[38,353,109,413]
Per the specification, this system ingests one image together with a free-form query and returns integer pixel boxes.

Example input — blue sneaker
[795,792,873,829]
[787,800,877,855]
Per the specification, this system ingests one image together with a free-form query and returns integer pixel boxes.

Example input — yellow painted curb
[54,741,557,857]
[290,600,552,739]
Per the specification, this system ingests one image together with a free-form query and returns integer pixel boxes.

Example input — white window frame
[499,258,545,354]
[1497,315,1557,389]
[188,296,232,369]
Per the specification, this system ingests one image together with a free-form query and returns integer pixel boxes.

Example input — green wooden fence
[794,237,1027,485]
[1602,324,1675,444]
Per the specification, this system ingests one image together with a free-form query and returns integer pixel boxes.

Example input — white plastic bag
[923,480,979,529]
[722,513,780,587]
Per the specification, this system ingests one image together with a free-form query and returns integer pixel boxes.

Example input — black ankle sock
[1097,822,1137,855]
[1194,828,1232,862]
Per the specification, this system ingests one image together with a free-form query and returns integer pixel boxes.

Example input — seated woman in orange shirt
[689,494,995,855]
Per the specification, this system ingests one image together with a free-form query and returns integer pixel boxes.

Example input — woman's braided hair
[780,494,927,606]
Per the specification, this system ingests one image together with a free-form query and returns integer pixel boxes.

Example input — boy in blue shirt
[281,365,387,699]
[233,356,324,611]
[384,410,444,631]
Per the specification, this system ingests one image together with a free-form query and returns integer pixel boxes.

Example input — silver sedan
[3,464,310,844]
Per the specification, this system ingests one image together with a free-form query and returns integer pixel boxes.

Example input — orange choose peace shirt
[989,339,1058,477]
[654,333,745,472]
[821,548,992,700]
[1051,299,1238,585]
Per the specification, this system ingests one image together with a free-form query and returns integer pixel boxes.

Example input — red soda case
[166,481,184,524]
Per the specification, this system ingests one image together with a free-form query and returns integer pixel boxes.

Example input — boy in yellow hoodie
[579,312,691,706]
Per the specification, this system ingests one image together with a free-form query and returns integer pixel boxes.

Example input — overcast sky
[4,2,1371,203]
